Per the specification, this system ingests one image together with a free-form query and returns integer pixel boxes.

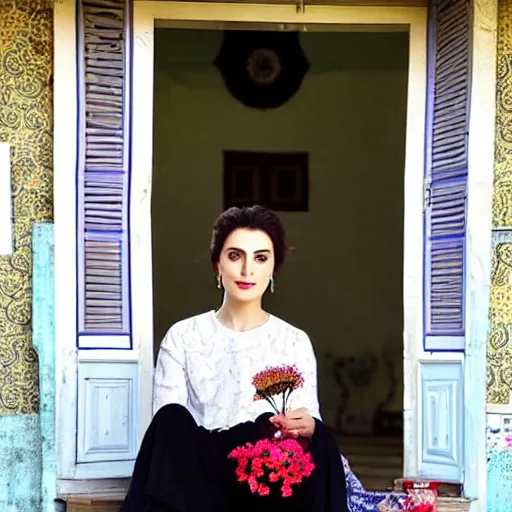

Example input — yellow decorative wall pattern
[488,241,512,403]
[493,0,512,228]
[488,0,512,404]
[0,0,53,414]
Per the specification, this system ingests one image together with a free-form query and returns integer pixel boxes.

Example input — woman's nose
[242,259,254,276]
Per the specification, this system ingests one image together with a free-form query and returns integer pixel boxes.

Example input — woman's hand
[269,408,316,439]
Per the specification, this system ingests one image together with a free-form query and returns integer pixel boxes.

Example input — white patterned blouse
[153,310,321,431]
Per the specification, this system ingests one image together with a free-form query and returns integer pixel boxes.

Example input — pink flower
[248,476,258,493]
[258,483,270,496]
[228,437,315,498]
[269,472,279,483]
[282,485,293,498]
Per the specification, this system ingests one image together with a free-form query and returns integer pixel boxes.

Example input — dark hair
[210,205,286,273]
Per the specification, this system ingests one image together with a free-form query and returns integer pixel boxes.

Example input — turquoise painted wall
[488,449,512,512]
[32,224,56,512]
[0,415,42,511]
[0,225,55,511]
[487,413,512,511]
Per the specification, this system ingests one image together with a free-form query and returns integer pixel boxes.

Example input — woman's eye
[256,255,268,262]
[228,251,240,260]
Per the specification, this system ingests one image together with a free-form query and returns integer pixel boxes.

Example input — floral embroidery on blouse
[153,310,321,430]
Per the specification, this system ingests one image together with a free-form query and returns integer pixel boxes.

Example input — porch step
[437,497,472,512]
[337,435,403,457]
[337,434,403,445]
[357,476,395,491]
[337,434,403,491]
[347,452,403,468]
[350,464,400,480]
[60,493,124,512]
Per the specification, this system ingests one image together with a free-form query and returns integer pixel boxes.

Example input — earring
[216,274,222,289]
[270,276,275,294]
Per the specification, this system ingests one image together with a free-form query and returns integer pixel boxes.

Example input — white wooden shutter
[424,0,470,353]
[75,0,139,479]
[78,0,131,345]
[418,0,471,484]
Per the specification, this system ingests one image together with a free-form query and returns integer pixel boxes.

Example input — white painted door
[55,0,153,485]
[74,0,156,478]
[404,0,470,485]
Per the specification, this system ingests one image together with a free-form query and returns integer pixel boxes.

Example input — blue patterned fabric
[342,455,404,511]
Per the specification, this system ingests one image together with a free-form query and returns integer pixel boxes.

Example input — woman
[121,206,395,512]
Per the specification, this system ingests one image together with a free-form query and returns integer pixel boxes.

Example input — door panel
[419,361,464,482]
[77,362,139,465]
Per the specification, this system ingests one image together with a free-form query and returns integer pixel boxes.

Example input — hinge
[423,178,432,212]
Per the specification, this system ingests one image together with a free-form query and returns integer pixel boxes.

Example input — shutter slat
[78,0,130,338]
[84,238,124,331]
[424,0,470,351]
[428,179,466,239]
[427,239,464,334]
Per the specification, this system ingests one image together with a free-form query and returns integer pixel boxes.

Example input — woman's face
[217,228,275,303]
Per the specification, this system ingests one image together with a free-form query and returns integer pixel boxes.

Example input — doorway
[131,0,427,493]
[151,25,407,490]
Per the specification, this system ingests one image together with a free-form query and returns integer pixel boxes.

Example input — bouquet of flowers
[228,365,315,498]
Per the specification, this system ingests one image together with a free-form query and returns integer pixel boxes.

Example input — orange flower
[252,366,304,413]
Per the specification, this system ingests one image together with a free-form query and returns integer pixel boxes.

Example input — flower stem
[265,396,280,415]
[284,388,292,412]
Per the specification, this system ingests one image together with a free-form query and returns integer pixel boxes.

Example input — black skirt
[121,404,349,512]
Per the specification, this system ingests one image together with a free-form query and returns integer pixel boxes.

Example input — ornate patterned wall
[488,0,512,404]
[492,0,512,229]
[0,0,53,414]
[487,238,512,404]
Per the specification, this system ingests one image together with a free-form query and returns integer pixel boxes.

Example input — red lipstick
[236,282,255,290]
